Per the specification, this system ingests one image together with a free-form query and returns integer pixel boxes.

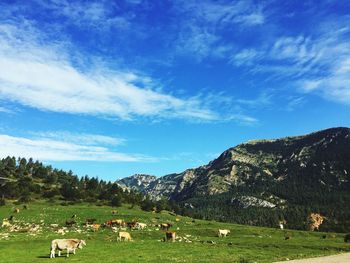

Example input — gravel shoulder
[274,253,350,263]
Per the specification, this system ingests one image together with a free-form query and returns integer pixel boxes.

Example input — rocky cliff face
[117,174,157,192]
[118,127,350,203]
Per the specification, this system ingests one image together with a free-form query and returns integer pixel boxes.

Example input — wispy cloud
[0,133,153,162]
[32,131,126,146]
[0,21,251,123]
[34,0,131,30]
[173,0,265,61]
[229,24,350,104]
[178,0,265,26]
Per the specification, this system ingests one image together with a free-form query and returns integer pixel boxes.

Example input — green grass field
[0,201,349,263]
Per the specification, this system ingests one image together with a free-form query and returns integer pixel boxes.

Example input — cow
[86,218,97,224]
[13,208,19,213]
[165,231,176,242]
[65,220,76,227]
[126,221,138,230]
[308,213,325,231]
[117,231,132,241]
[218,229,230,237]
[136,222,147,230]
[112,210,118,215]
[2,219,11,227]
[50,239,86,258]
[104,219,124,227]
[160,223,172,231]
[279,220,286,230]
[113,219,124,226]
[92,224,101,232]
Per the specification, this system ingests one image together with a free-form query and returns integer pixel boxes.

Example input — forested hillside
[118,128,350,232]
[0,157,159,210]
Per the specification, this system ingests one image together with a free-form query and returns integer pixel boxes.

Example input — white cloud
[173,0,265,61]
[229,26,350,105]
[0,133,153,162]
[0,22,228,122]
[32,131,126,146]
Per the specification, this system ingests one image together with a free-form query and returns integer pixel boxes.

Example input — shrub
[111,196,122,207]
[344,233,350,242]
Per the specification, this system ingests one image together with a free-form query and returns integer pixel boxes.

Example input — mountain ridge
[117,127,350,231]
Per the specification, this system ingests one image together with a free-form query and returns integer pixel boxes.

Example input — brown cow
[127,221,137,229]
[65,220,76,227]
[165,231,176,242]
[308,213,325,231]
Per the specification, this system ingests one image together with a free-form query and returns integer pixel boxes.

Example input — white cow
[50,239,86,258]
[2,219,11,228]
[218,229,230,237]
[117,231,132,241]
[136,222,147,230]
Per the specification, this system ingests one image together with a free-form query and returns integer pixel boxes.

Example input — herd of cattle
[1,207,233,258]
[49,215,233,258]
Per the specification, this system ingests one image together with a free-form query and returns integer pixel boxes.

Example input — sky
[0,0,350,181]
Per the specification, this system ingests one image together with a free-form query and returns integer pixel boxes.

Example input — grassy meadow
[0,201,349,263]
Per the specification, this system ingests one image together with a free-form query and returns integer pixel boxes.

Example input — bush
[344,233,350,242]
[111,196,122,207]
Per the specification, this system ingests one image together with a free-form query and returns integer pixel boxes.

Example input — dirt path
[274,253,350,263]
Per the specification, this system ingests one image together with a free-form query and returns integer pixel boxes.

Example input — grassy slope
[0,202,349,263]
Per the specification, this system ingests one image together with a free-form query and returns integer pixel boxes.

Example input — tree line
[0,156,171,212]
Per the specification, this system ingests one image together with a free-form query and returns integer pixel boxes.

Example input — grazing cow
[127,221,137,229]
[165,231,176,242]
[117,231,132,241]
[279,220,286,230]
[112,210,118,215]
[86,218,97,224]
[65,220,76,227]
[13,208,19,213]
[2,219,11,227]
[71,214,77,219]
[92,224,101,232]
[160,223,172,231]
[136,222,147,230]
[308,213,325,231]
[50,239,86,258]
[105,219,124,227]
[218,229,230,237]
[113,219,124,226]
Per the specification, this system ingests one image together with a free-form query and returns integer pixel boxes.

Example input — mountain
[117,127,350,231]
[117,174,157,192]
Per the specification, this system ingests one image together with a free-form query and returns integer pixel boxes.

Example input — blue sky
[0,0,350,181]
